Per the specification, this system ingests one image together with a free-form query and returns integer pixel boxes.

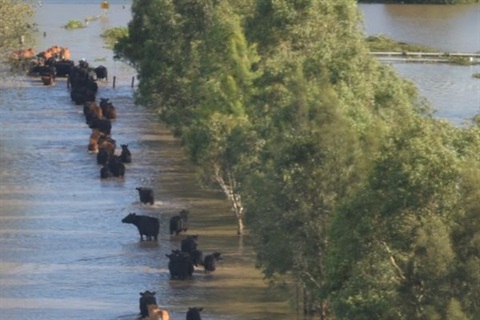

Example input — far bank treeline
[112,0,479,319]
[358,0,479,3]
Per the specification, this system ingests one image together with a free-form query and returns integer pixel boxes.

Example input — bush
[101,27,128,49]
[63,20,85,30]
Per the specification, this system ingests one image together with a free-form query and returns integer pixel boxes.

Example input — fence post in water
[131,76,135,88]
[112,76,116,88]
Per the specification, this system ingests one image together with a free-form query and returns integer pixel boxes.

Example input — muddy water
[0,1,298,319]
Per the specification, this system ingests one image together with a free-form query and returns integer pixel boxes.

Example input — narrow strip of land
[370,52,480,64]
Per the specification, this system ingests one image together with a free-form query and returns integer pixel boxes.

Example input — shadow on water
[0,2,305,320]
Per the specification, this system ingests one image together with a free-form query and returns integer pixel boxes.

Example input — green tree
[182,1,260,234]
[326,118,480,319]
[242,0,422,317]
[0,0,35,66]
[116,0,260,234]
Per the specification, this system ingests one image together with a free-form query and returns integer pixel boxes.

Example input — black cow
[96,148,110,166]
[53,60,74,77]
[119,144,132,163]
[100,164,112,179]
[166,250,194,280]
[139,291,157,318]
[181,235,198,256]
[186,307,203,320]
[121,213,159,241]
[136,187,154,205]
[94,65,108,81]
[191,249,204,267]
[169,209,189,235]
[204,252,222,273]
[108,155,125,177]
[68,61,98,105]
[88,118,111,135]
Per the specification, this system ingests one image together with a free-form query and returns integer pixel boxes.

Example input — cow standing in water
[169,209,189,235]
[139,291,157,318]
[119,144,132,163]
[181,235,199,256]
[121,213,159,241]
[166,250,194,280]
[94,65,108,81]
[186,307,203,320]
[147,303,170,320]
[136,187,154,205]
[203,252,222,273]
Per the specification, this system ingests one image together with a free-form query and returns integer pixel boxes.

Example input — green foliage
[327,119,480,319]
[101,27,128,49]
[358,0,479,3]
[115,0,480,318]
[0,0,35,64]
[63,19,86,30]
[365,34,438,52]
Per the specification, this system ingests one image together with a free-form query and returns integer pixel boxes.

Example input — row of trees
[358,0,479,4]
[113,1,480,319]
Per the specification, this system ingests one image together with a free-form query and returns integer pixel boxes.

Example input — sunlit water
[1,2,479,320]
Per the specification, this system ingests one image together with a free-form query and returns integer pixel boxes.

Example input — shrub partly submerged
[64,19,85,30]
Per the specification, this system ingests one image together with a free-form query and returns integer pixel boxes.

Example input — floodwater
[0,1,298,320]
[359,3,480,125]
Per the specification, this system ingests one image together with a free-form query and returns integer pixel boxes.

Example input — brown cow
[60,47,71,60]
[41,75,55,85]
[147,304,170,320]
[10,48,35,60]
[88,129,105,153]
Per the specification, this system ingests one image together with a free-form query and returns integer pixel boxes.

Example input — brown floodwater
[0,1,301,319]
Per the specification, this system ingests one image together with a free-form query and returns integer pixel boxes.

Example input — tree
[0,0,35,67]
[116,0,260,234]
[182,1,261,234]
[242,0,422,317]
[326,118,480,319]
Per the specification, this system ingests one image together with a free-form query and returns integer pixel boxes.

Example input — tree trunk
[214,169,246,235]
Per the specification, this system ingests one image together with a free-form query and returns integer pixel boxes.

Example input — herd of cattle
[14,46,222,319]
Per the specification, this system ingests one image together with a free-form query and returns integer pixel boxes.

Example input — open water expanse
[0,2,479,320]
[360,3,480,125]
